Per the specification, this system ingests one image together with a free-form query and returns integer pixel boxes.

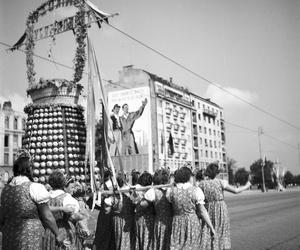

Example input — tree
[234,168,249,185]
[250,159,275,189]
[294,175,300,186]
[227,157,237,185]
[284,171,294,186]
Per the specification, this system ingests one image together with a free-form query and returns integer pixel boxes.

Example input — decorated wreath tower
[17,0,113,185]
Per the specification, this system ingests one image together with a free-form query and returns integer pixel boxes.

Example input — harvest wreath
[25,0,87,86]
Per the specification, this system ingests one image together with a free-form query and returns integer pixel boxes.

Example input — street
[226,189,300,250]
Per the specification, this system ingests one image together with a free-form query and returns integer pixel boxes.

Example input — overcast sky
[1,0,299,174]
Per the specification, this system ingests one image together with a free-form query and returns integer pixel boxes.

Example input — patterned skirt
[135,214,155,250]
[200,200,231,250]
[113,214,135,250]
[2,218,44,250]
[170,213,201,250]
[42,219,83,250]
[154,216,172,250]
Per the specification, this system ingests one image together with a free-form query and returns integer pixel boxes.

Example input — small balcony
[181,139,187,145]
[173,110,179,117]
[174,138,180,145]
[179,112,186,120]
[203,108,217,118]
[166,107,172,115]
[174,152,180,158]
[180,126,186,133]
[166,122,172,129]
[182,152,187,159]
[174,124,179,131]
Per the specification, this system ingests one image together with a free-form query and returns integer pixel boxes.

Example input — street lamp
[258,127,266,192]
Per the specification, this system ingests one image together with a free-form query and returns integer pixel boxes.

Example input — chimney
[169,77,173,83]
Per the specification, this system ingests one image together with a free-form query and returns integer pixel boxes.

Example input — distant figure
[199,163,251,250]
[109,104,122,156]
[120,98,148,155]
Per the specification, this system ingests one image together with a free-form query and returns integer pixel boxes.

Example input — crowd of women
[0,149,251,250]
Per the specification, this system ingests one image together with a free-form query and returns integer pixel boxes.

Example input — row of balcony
[166,123,186,132]
[165,108,186,120]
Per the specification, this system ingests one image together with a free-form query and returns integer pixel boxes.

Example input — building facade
[0,101,26,183]
[106,66,227,176]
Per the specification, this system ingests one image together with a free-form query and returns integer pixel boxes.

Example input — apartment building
[106,66,227,175]
[0,101,26,183]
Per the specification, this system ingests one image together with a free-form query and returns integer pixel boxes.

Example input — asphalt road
[225,189,300,250]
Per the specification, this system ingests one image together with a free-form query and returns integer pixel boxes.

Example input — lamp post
[258,127,266,192]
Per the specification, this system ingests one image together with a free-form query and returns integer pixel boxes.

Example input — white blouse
[166,182,205,205]
[50,189,80,213]
[9,176,50,204]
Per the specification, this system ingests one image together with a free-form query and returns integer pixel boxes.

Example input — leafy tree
[227,157,237,185]
[250,159,275,189]
[234,168,249,185]
[284,171,294,185]
[294,175,300,185]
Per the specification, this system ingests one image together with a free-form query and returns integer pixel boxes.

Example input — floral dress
[167,183,205,250]
[1,181,45,250]
[145,188,173,250]
[199,179,231,250]
[42,192,83,250]
[112,192,135,250]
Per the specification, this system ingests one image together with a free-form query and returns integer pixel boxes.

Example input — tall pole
[258,127,266,192]
[298,143,300,170]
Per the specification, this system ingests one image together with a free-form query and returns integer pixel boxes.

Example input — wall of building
[0,103,26,183]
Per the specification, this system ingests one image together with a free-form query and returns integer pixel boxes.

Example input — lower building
[0,101,26,185]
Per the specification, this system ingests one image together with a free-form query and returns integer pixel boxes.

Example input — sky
[0,0,300,174]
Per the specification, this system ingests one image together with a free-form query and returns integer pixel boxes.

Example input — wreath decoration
[25,0,87,86]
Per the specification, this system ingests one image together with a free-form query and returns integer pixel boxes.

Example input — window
[192,100,195,106]
[200,138,202,144]
[214,141,217,148]
[203,104,205,109]
[209,129,211,135]
[22,118,26,130]
[5,116,9,129]
[199,126,202,133]
[13,153,17,161]
[14,117,18,130]
[205,150,208,157]
[217,120,219,126]
[220,111,223,118]
[158,100,162,107]
[215,152,218,158]
[4,135,9,147]
[219,142,221,148]
[213,130,216,136]
[208,118,211,124]
[204,127,207,134]
[13,135,18,148]
[198,102,200,108]
[200,150,203,157]
[198,114,201,120]
[4,153,9,165]
[210,140,212,147]
[204,139,208,146]
[211,151,213,158]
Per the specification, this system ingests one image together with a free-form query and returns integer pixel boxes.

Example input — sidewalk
[224,186,300,198]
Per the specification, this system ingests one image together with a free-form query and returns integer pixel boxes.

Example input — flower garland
[25,0,87,86]
[25,18,36,86]
[73,0,87,83]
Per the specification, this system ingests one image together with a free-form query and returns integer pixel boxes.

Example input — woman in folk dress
[144,169,173,250]
[0,150,64,250]
[166,167,215,250]
[199,163,251,250]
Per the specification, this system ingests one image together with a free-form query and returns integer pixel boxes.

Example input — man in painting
[120,98,148,155]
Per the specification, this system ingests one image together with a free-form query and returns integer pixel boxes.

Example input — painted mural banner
[107,87,151,157]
